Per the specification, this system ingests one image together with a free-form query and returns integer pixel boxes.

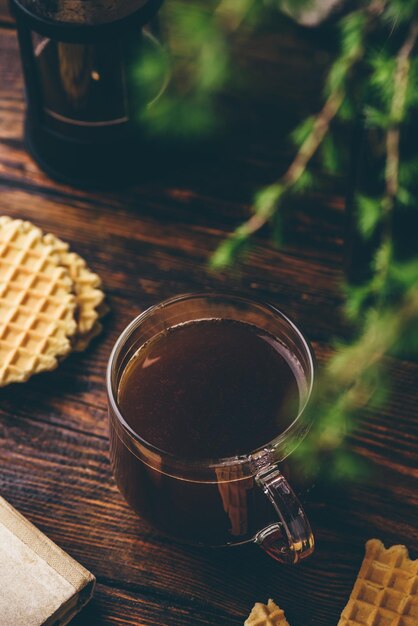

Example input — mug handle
[255,465,314,564]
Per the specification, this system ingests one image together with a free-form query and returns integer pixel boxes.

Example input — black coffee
[118,319,301,458]
[111,318,304,545]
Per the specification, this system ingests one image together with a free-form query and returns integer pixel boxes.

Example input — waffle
[0,217,76,386]
[338,539,418,626]
[72,301,109,352]
[245,599,290,626]
[43,233,105,351]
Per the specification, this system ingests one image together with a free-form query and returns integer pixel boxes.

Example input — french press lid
[11,0,164,42]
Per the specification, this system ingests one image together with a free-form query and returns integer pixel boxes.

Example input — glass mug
[107,293,315,563]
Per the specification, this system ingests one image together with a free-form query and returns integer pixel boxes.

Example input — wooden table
[0,4,417,626]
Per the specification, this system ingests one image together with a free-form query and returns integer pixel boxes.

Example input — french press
[10,0,166,187]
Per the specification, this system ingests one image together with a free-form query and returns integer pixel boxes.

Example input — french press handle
[255,466,314,564]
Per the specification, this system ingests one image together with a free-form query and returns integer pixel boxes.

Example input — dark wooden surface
[0,4,417,626]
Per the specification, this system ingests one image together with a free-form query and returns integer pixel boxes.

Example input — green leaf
[317,414,346,450]
[364,106,391,129]
[367,374,390,409]
[142,95,218,138]
[333,451,368,482]
[391,320,418,357]
[383,0,418,25]
[339,11,367,57]
[373,240,392,274]
[398,159,418,189]
[320,133,345,173]
[326,57,350,94]
[254,183,283,219]
[292,169,315,193]
[325,11,365,95]
[396,187,413,207]
[389,259,418,288]
[368,50,396,107]
[290,116,315,147]
[356,194,382,239]
[344,283,372,321]
[337,95,357,122]
[210,231,251,269]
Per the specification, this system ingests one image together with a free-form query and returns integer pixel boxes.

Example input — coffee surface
[117,318,301,458]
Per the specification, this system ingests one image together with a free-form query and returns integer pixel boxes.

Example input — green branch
[210,88,347,268]
[385,20,418,205]
[211,11,367,269]
[372,20,418,304]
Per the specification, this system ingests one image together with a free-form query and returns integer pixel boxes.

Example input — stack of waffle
[0,216,107,387]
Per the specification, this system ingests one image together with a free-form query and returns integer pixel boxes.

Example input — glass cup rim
[106,292,315,469]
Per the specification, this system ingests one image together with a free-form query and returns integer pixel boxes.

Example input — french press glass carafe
[10,0,166,186]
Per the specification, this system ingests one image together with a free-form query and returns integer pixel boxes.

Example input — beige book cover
[0,495,95,626]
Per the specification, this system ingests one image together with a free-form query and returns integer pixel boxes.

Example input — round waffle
[43,233,106,351]
[338,539,418,626]
[0,217,77,386]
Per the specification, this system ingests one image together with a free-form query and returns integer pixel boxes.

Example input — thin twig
[283,91,345,186]
[219,24,368,247]
[237,89,346,239]
[385,21,418,204]
[211,5,386,268]
[228,87,347,242]
[375,20,418,296]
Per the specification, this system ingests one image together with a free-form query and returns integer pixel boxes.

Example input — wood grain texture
[0,4,417,626]
[0,0,11,24]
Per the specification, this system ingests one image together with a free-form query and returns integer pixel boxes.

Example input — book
[0,495,95,626]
